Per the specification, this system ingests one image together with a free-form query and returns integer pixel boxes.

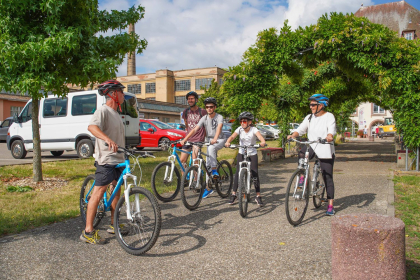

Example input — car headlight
[167,132,182,137]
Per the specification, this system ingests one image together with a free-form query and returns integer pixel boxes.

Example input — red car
[138,119,186,148]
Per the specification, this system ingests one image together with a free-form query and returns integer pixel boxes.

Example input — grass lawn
[393,174,420,280]
[0,140,281,236]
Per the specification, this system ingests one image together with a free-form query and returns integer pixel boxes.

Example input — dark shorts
[182,145,192,150]
[94,162,125,187]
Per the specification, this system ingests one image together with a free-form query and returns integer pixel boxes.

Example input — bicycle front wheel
[114,187,161,255]
[285,169,309,226]
[216,160,233,198]
[80,174,105,228]
[151,162,180,202]
[237,170,250,218]
[313,171,326,208]
[180,165,204,210]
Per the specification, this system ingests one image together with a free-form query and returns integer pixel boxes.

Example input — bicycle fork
[241,161,251,195]
[123,173,139,221]
[164,155,177,182]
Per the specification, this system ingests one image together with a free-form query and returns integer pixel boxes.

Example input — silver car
[0,117,14,142]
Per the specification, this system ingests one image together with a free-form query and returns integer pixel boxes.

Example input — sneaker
[211,170,219,179]
[298,176,304,188]
[202,189,214,198]
[255,196,264,207]
[326,206,335,216]
[80,229,106,245]
[228,195,237,205]
[107,224,129,235]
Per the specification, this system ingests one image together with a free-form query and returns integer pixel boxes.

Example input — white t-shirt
[234,126,259,156]
[295,112,336,159]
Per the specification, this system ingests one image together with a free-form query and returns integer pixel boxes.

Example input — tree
[221,13,420,148]
[0,0,147,181]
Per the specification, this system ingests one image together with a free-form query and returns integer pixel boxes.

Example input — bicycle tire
[180,165,204,210]
[114,187,162,255]
[313,170,326,208]
[285,169,309,226]
[151,161,180,202]
[238,170,249,218]
[79,174,105,228]
[215,160,233,198]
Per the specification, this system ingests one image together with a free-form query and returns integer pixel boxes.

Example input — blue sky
[98,0,420,76]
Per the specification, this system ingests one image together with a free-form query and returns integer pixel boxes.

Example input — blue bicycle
[151,140,193,202]
[80,146,161,255]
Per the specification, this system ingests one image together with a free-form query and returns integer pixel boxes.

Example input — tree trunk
[32,97,43,182]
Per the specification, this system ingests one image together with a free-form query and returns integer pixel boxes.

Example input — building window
[146,83,156,93]
[146,97,156,101]
[175,96,187,105]
[404,32,413,40]
[195,78,213,90]
[373,104,385,114]
[175,80,191,91]
[162,117,170,123]
[219,79,224,86]
[10,106,23,117]
[127,84,141,94]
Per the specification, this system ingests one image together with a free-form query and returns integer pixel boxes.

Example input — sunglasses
[205,106,214,109]
[309,103,319,107]
[240,120,250,123]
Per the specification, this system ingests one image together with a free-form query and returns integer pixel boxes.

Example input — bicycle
[180,141,233,210]
[80,146,162,255]
[151,140,193,202]
[285,138,332,226]
[228,144,264,218]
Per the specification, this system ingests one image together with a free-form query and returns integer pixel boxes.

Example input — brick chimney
[127,24,136,76]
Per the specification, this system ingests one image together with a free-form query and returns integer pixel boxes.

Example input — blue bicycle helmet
[308,93,329,107]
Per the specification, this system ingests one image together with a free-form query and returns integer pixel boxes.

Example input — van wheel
[11,140,27,159]
[51,151,64,157]
[77,139,94,159]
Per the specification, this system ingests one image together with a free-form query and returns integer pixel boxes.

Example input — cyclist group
[81,79,336,246]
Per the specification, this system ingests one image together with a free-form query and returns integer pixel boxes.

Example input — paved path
[0,139,396,279]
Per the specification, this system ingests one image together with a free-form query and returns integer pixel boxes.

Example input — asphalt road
[0,139,396,279]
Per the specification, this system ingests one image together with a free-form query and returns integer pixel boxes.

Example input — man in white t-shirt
[80,80,127,245]
[288,93,337,216]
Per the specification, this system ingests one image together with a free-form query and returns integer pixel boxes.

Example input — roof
[0,93,31,102]
[355,1,420,37]
[137,98,188,114]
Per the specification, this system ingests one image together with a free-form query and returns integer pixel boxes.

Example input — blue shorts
[94,162,124,186]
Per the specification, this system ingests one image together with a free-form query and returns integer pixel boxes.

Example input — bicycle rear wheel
[180,165,204,210]
[151,162,180,202]
[237,170,250,218]
[285,169,309,226]
[79,174,105,228]
[114,187,161,255]
[215,160,233,198]
[313,171,326,208]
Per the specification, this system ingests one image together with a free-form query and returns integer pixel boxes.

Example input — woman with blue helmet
[287,93,337,216]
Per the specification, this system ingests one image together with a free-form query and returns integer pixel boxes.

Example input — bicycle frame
[164,145,193,182]
[83,153,142,221]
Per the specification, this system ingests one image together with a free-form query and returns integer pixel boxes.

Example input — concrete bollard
[331,213,405,280]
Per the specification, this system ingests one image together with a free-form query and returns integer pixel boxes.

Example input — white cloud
[99,0,374,76]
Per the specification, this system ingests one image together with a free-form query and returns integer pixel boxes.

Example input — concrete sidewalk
[0,140,396,279]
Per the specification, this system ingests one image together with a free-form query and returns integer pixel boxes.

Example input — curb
[387,170,395,217]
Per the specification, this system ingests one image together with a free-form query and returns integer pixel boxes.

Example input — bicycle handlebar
[228,144,265,149]
[288,137,333,145]
[104,143,156,158]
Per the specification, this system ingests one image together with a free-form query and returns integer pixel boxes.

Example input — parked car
[167,122,186,131]
[138,119,186,149]
[257,127,275,140]
[256,124,279,139]
[0,117,14,142]
[7,90,140,159]
[222,123,232,139]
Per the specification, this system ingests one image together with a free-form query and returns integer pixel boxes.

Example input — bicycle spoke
[285,170,309,226]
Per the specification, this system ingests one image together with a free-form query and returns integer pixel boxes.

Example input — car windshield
[271,124,279,129]
[151,120,174,129]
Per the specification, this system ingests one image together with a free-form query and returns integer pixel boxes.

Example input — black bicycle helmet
[186,91,199,100]
[238,111,254,121]
[204,97,217,106]
[308,93,329,107]
[97,80,125,96]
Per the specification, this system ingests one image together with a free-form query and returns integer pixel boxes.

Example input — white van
[7,90,140,159]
